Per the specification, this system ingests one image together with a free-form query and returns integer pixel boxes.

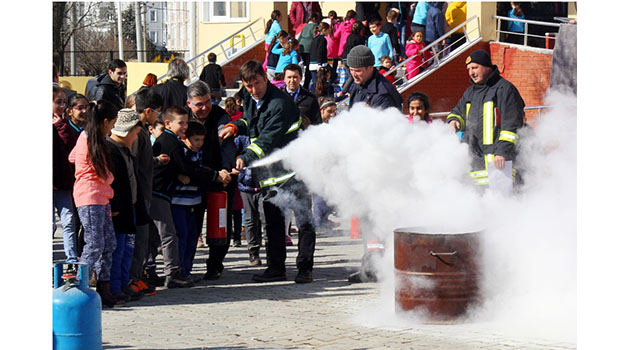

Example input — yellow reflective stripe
[251,137,257,142]
[469,170,488,178]
[259,171,296,188]
[483,101,494,145]
[241,119,248,127]
[285,117,302,134]
[499,130,519,145]
[247,142,265,159]
[447,113,465,130]
[473,177,489,186]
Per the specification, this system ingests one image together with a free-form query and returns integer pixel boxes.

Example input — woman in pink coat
[325,11,340,82]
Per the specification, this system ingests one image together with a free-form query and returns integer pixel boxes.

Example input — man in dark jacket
[152,58,190,111]
[347,45,403,111]
[219,60,316,284]
[87,59,127,110]
[447,49,525,191]
[186,80,236,281]
[345,45,402,284]
[199,52,226,102]
[283,64,321,129]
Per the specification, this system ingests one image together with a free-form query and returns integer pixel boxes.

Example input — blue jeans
[53,189,78,262]
[171,205,198,276]
[110,233,135,294]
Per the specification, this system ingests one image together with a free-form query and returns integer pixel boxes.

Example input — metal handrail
[338,15,481,108]
[493,15,562,47]
[155,17,266,85]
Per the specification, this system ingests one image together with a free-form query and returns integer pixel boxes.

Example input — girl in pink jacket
[405,30,433,80]
[68,100,120,307]
[333,10,356,59]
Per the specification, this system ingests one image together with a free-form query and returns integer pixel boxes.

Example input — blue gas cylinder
[52,262,102,350]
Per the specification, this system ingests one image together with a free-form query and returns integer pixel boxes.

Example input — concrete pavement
[52,220,576,350]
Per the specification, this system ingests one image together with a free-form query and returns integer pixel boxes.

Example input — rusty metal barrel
[394,227,481,320]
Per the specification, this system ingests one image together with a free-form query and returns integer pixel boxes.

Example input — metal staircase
[339,15,482,108]
[156,17,267,85]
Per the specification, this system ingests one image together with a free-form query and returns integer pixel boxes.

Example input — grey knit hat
[347,45,375,68]
[111,108,141,137]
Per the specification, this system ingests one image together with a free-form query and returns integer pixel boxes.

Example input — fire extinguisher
[206,191,228,245]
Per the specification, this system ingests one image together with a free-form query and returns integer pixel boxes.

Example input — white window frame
[149,31,158,43]
[149,9,157,22]
[201,1,249,23]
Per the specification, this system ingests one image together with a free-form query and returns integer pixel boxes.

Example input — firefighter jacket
[446,66,524,186]
[229,82,301,191]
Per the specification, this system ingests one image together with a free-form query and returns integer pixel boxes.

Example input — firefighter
[447,49,525,191]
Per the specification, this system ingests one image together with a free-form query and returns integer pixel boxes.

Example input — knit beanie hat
[465,49,493,67]
[111,108,141,137]
[347,45,375,68]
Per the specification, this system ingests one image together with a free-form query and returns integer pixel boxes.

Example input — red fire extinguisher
[206,191,228,245]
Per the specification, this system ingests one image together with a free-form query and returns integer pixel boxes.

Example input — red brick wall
[220,42,267,87]
[401,42,553,125]
[489,43,552,124]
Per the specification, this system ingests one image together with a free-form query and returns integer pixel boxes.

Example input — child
[273,37,299,75]
[263,10,283,72]
[309,22,331,94]
[325,10,341,82]
[151,106,231,288]
[340,22,365,96]
[236,134,264,265]
[271,73,287,90]
[378,56,396,84]
[149,119,165,145]
[312,97,339,229]
[318,96,338,123]
[406,92,433,123]
[53,86,79,264]
[68,100,120,307]
[405,30,433,80]
[381,9,402,63]
[224,97,243,122]
[199,52,227,102]
[367,19,394,68]
[315,65,335,98]
[106,109,144,303]
[171,120,208,278]
[266,30,290,80]
[128,87,168,294]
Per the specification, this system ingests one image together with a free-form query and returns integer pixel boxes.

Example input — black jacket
[89,74,126,110]
[309,34,329,64]
[199,63,226,90]
[285,86,322,127]
[189,105,236,171]
[380,22,401,56]
[152,129,218,201]
[447,66,525,170]
[107,138,143,234]
[230,82,300,166]
[152,78,188,111]
[349,70,403,111]
[342,33,366,60]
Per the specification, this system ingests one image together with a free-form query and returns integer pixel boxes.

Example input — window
[149,9,157,22]
[149,31,157,43]
[202,1,248,23]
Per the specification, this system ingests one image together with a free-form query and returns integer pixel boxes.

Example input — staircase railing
[338,15,481,109]
[156,17,267,85]
[493,15,562,49]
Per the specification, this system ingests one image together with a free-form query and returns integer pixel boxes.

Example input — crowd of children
[53,4,447,308]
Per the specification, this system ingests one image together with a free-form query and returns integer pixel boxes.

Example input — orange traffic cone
[350,216,361,239]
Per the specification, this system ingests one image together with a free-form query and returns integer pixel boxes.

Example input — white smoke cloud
[261,94,576,342]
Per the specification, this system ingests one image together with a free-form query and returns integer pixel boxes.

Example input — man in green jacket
[219,60,316,284]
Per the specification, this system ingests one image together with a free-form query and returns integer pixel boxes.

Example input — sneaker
[285,234,293,246]
[252,269,287,283]
[294,269,313,284]
[128,280,155,297]
[113,291,131,303]
[144,269,165,287]
[249,253,262,266]
[166,271,194,289]
[232,239,242,247]
[122,286,144,301]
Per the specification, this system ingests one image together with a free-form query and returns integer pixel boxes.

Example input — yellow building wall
[57,76,92,96]
[126,62,169,95]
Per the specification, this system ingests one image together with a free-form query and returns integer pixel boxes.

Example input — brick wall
[221,42,267,87]
[401,42,553,125]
